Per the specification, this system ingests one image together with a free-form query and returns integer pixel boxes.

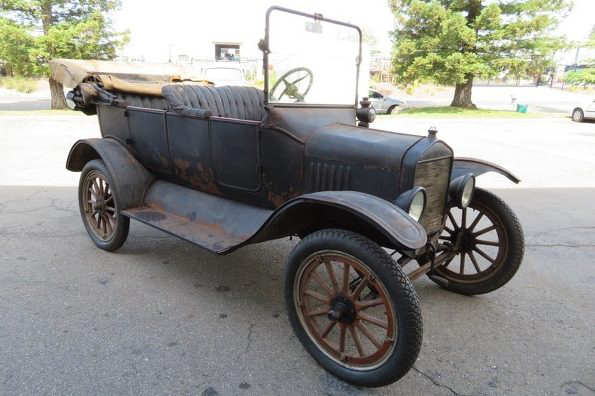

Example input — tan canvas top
[49,59,212,96]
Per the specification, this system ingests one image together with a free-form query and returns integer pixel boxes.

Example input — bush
[564,68,595,86]
[0,76,38,93]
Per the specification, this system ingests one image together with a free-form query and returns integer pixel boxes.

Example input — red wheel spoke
[469,251,481,273]
[310,271,334,296]
[105,206,116,212]
[349,325,364,357]
[320,321,336,338]
[350,275,369,300]
[342,262,350,293]
[339,324,346,353]
[304,289,330,304]
[356,298,384,310]
[459,253,466,274]
[104,215,113,234]
[355,320,382,349]
[105,196,113,204]
[358,312,388,329]
[468,212,484,231]
[307,308,328,317]
[473,224,496,237]
[475,239,499,247]
[474,246,496,264]
[324,261,340,292]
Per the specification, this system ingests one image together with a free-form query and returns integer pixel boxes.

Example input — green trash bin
[516,104,528,113]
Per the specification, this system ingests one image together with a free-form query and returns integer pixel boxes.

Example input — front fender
[249,190,427,251]
[451,157,520,184]
[66,138,153,210]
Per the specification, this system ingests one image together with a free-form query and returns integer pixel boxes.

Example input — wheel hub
[327,295,356,324]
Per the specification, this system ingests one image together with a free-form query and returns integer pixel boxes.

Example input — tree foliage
[388,0,572,107]
[0,0,128,108]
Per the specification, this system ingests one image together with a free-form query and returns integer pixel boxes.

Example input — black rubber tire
[78,159,130,251]
[387,105,397,114]
[572,108,584,122]
[435,188,524,295]
[284,229,423,387]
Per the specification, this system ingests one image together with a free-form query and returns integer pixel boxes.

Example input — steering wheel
[269,67,313,102]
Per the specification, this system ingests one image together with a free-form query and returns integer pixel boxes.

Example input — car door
[209,117,262,191]
[586,99,595,119]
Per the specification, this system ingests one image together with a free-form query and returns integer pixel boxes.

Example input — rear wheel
[285,229,422,387]
[435,188,524,295]
[78,159,129,251]
[572,108,584,122]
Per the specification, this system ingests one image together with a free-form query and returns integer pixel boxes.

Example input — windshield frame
[262,6,362,107]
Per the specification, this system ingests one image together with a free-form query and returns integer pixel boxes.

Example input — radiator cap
[428,126,438,139]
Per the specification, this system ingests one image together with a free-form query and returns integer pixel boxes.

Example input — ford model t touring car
[55,6,524,387]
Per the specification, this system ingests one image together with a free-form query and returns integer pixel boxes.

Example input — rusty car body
[59,6,525,387]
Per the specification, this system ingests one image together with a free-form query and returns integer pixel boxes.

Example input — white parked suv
[369,90,407,114]
[571,99,595,122]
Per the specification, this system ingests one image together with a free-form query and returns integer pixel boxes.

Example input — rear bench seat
[162,85,266,122]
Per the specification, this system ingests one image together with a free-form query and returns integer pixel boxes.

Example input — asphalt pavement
[0,114,594,395]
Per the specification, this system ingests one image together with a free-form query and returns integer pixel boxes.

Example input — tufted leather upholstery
[162,85,266,121]
[114,92,171,111]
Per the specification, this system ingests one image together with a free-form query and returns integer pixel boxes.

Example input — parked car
[203,65,246,86]
[369,89,406,114]
[56,6,524,388]
[571,99,595,122]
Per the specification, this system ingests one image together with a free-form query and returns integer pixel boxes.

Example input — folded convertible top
[49,59,212,96]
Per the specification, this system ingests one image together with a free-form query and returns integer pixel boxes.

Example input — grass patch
[0,109,84,116]
[0,76,39,94]
[387,106,553,118]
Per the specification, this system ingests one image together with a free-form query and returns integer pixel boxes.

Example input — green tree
[0,17,34,76]
[388,0,572,108]
[0,0,128,108]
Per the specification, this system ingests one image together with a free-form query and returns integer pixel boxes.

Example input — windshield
[204,67,243,81]
[266,8,361,106]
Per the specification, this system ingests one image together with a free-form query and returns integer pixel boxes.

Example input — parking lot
[1,114,594,395]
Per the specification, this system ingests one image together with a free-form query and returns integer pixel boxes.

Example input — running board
[123,180,273,254]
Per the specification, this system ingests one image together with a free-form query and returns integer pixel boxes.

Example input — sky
[113,0,595,64]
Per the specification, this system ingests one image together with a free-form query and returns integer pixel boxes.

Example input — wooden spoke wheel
[295,251,397,370]
[285,229,422,387]
[78,160,129,251]
[82,170,117,241]
[434,188,524,295]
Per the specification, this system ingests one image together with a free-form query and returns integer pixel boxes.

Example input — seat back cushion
[162,84,265,121]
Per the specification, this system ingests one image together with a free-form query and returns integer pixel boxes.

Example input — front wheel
[571,108,584,122]
[285,229,422,387]
[435,188,524,295]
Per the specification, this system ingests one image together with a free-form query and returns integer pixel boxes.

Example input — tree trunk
[450,73,476,108]
[49,77,67,109]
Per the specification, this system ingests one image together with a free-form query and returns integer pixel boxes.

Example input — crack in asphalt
[412,366,462,396]
[243,323,255,355]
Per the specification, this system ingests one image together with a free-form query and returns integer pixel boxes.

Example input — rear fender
[451,157,520,184]
[66,138,153,209]
[249,190,427,251]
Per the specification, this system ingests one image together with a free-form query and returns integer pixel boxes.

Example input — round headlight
[395,187,426,222]
[449,173,475,209]
[408,189,426,221]
[461,177,475,208]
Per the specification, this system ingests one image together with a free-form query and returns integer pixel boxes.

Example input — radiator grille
[414,157,451,233]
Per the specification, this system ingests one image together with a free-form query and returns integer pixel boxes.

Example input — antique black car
[57,6,524,387]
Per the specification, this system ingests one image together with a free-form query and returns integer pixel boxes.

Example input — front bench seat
[162,84,266,122]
